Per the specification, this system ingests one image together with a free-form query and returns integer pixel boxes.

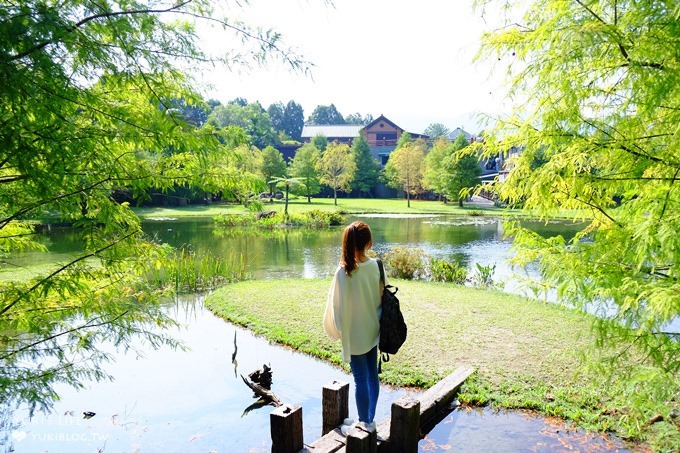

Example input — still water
[3,215,638,451]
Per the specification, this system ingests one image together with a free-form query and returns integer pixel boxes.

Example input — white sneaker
[359,421,376,432]
[340,422,357,436]
[342,417,355,426]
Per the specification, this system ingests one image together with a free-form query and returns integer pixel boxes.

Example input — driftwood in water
[241,374,282,407]
[241,365,283,407]
[248,363,273,389]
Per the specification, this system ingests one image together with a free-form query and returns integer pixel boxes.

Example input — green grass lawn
[132,196,588,220]
[133,197,495,218]
[206,278,678,451]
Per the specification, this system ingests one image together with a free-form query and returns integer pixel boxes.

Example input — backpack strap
[377,259,385,286]
[377,258,388,374]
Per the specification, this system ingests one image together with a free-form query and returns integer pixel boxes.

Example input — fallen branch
[241,374,282,407]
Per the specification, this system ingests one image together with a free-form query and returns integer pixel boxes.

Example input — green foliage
[477,0,680,371]
[470,263,497,288]
[289,144,321,202]
[383,139,427,207]
[351,135,380,196]
[423,123,451,139]
[344,112,374,125]
[283,100,305,141]
[443,134,482,207]
[299,209,345,227]
[214,209,344,229]
[382,247,429,280]
[429,258,468,284]
[260,146,288,193]
[307,104,345,125]
[312,134,329,152]
[0,0,306,412]
[207,101,279,149]
[422,138,456,201]
[143,246,247,293]
[318,143,356,205]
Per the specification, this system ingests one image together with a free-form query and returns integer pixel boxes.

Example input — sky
[192,0,519,135]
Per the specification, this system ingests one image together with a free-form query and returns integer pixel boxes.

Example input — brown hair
[340,221,372,275]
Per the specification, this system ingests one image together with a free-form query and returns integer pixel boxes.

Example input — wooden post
[388,397,420,452]
[270,404,303,453]
[346,426,377,453]
[322,380,349,435]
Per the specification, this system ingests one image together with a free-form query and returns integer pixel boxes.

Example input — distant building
[447,127,477,143]
[301,114,429,166]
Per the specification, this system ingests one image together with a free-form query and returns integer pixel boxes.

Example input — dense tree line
[477,0,679,375]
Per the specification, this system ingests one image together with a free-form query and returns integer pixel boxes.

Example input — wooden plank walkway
[302,366,475,452]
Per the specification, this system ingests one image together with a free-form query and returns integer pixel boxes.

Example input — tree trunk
[284,183,289,220]
[333,188,337,205]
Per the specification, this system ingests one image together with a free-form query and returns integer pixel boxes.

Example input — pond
[1,215,643,451]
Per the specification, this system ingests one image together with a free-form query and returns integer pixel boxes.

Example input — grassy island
[206,278,678,451]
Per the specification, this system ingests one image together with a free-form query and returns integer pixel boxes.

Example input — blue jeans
[349,345,380,423]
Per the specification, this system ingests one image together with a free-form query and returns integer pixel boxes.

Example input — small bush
[302,209,344,227]
[382,247,429,280]
[216,214,252,227]
[247,200,264,213]
[470,263,497,288]
[429,258,468,284]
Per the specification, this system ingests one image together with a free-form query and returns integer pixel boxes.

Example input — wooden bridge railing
[270,366,475,453]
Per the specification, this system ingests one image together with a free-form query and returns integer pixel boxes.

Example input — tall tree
[0,0,306,411]
[207,102,279,149]
[383,139,426,207]
[283,100,305,141]
[312,134,329,152]
[424,123,451,139]
[477,0,680,372]
[351,135,379,196]
[289,144,322,202]
[345,112,374,125]
[422,138,454,202]
[319,143,356,205]
[307,104,346,125]
[267,102,286,134]
[260,146,288,194]
[442,134,482,207]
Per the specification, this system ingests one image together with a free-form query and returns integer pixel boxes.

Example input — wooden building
[301,114,429,166]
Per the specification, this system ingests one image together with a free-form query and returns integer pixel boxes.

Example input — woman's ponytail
[340,221,372,275]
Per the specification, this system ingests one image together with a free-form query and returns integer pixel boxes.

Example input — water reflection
[423,407,632,452]
[4,298,413,452]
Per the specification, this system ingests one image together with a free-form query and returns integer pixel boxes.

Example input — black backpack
[377,260,407,369]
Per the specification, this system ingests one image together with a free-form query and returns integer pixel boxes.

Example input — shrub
[382,247,429,280]
[429,258,468,284]
[302,209,344,227]
[470,263,497,288]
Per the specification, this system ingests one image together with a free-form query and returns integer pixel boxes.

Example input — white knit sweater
[323,258,383,363]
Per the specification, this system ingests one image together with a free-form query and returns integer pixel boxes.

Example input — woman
[323,221,384,433]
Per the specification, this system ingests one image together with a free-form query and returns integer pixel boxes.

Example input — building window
[376,132,396,141]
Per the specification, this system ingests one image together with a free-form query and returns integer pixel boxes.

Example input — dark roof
[363,114,403,132]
